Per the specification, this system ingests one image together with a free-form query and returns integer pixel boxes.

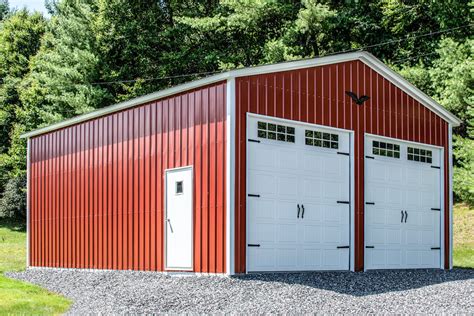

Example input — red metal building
[22,52,460,274]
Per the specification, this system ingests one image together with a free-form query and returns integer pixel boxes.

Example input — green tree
[0,9,46,200]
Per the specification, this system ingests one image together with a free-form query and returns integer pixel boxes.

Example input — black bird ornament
[345,91,370,105]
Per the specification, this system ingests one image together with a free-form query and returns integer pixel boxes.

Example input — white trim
[164,165,194,271]
[440,146,445,269]
[225,78,236,275]
[20,51,460,139]
[449,126,454,270]
[358,53,460,126]
[245,113,354,272]
[365,133,445,150]
[350,131,355,272]
[26,138,30,268]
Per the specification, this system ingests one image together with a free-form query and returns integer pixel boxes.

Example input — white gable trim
[21,51,460,138]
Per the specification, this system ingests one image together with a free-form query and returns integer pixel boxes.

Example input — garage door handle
[405,210,408,223]
[297,204,300,218]
[401,210,404,223]
[301,204,305,219]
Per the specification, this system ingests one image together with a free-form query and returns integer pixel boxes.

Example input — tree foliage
[0,0,473,218]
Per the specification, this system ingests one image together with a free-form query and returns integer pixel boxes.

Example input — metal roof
[21,51,461,138]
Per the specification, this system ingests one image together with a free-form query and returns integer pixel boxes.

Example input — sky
[8,0,49,15]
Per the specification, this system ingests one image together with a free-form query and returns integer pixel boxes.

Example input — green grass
[0,220,71,315]
[453,204,474,269]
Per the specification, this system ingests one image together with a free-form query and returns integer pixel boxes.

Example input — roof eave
[21,51,461,139]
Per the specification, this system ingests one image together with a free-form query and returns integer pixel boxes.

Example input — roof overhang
[21,51,461,139]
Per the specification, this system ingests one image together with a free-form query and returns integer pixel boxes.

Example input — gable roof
[21,51,461,138]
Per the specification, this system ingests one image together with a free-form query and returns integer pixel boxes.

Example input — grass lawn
[0,220,71,315]
[453,204,474,268]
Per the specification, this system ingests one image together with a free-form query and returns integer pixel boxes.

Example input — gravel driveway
[7,268,474,314]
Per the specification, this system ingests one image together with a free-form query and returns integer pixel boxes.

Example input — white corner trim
[26,138,30,268]
[20,51,461,139]
[448,124,453,269]
[225,78,236,275]
[350,131,355,272]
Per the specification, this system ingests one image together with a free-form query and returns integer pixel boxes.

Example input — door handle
[167,218,173,233]
[405,210,408,223]
[301,204,305,219]
[297,204,300,218]
[401,210,404,223]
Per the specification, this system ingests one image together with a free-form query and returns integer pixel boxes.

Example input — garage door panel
[278,175,299,198]
[248,144,277,170]
[302,179,323,199]
[365,135,441,270]
[248,199,275,220]
[278,224,298,243]
[276,248,298,268]
[249,222,275,242]
[277,149,299,170]
[302,249,322,268]
[324,225,347,244]
[248,172,277,196]
[302,154,324,174]
[302,224,323,243]
[275,200,298,220]
[324,204,347,223]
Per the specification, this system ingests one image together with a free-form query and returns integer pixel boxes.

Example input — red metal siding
[234,60,450,272]
[29,81,227,273]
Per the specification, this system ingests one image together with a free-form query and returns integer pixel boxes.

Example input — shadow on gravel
[235,269,474,296]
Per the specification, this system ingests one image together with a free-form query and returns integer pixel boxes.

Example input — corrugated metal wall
[29,81,227,273]
[234,60,450,272]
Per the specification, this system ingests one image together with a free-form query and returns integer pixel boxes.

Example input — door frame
[164,165,194,271]
[363,133,444,270]
[245,113,355,272]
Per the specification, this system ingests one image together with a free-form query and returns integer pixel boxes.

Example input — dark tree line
[0,0,472,218]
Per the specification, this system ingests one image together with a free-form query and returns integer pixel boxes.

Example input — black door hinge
[337,246,350,249]
[248,139,260,143]
[431,247,440,250]
[365,155,375,159]
[337,152,350,156]
[248,194,260,198]
[365,246,374,249]
[431,208,441,211]
[431,166,440,169]
[337,201,350,204]
[248,244,260,247]
[365,202,375,205]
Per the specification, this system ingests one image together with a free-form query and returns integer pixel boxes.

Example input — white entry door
[165,167,193,270]
[246,115,351,272]
[365,135,442,269]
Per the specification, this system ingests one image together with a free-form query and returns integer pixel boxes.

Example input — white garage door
[365,135,442,269]
[246,115,351,272]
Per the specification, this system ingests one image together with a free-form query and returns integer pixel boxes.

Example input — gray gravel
[6,268,474,314]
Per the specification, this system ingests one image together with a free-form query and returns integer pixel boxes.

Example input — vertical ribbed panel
[29,81,227,273]
[234,60,450,272]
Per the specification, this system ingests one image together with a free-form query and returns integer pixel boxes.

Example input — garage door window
[257,121,295,143]
[372,141,400,158]
[407,147,432,163]
[305,130,338,149]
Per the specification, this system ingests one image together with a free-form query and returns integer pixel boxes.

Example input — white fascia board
[21,51,460,139]
[20,72,231,138]
[358,52,461,127]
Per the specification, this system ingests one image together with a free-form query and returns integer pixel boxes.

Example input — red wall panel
[29,81,227,273]
[234,60,450,272]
